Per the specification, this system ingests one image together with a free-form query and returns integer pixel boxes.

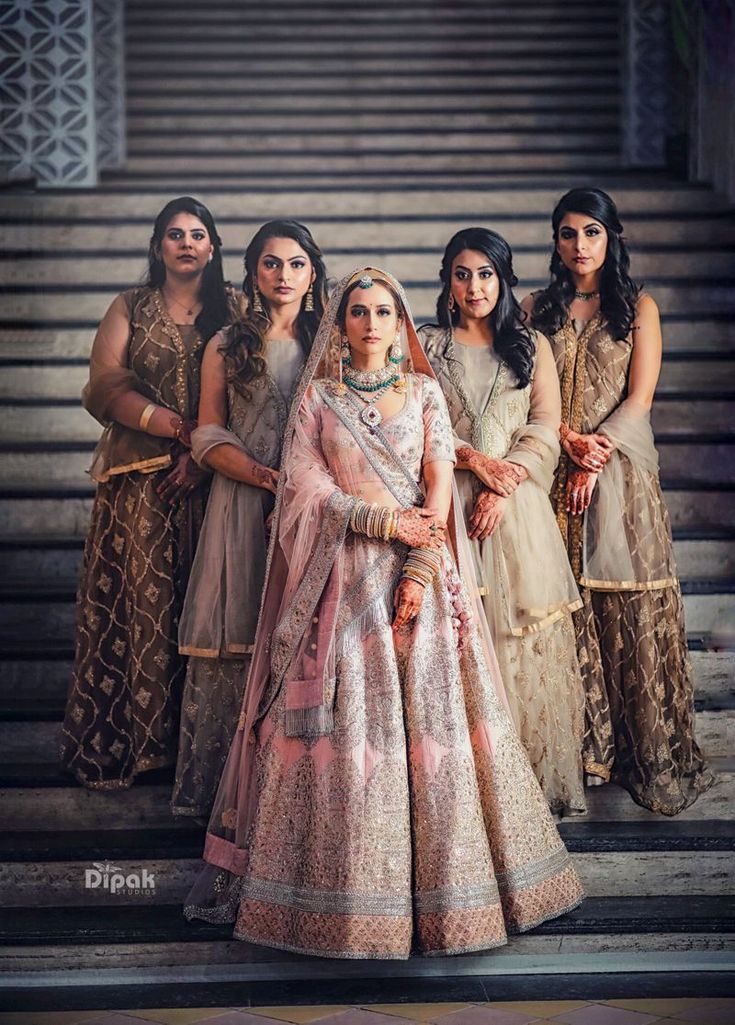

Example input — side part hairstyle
[531,187,640,340]
[146,195,230,344]
[436,227,535,389]
[223,220,327,398]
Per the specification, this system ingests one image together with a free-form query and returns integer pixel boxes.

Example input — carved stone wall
[622,0,675,167]
[691,0,735,203]
[0,0,98,186]
[93,0,125,170]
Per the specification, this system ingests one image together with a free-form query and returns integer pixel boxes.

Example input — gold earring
[304,285,314,312]
[448,293,456,312]
[252,283,263,314]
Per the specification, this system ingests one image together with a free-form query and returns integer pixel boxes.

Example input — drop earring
[252,283,263,314]
[448,293,456,313]
[304,285,314,312]
[340,334,351,367]
[388,331,403,365]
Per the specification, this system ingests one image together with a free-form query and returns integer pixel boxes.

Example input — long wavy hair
[146,196,229,344]
[435,227,535,389]
[531,187,640,340]
[223,220,327,398]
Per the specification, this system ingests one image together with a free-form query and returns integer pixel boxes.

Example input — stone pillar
[690,0,735,203]
[0,0,98,187]
[621,0,675,167]
[93,0,126,171]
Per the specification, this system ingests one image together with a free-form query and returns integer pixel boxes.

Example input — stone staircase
[0,0,733,1010]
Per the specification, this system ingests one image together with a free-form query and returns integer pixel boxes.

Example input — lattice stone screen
[0,0,125,187]
[622,0,675,167]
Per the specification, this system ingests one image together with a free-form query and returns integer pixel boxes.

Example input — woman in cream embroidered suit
[61,197,237,791]
[172,221,328,818]
[526,187,713,815]
[421,228,586,817]
[184,267,583,960]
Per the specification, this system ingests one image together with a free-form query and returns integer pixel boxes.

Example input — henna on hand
[172,418,197,449]
[252,463,279,494]
[566,469,599,516]
[468,490,507,540]
[156,452,207,505]
[563,429,613,472]
[456,445,525,496]
[391,577,425,630]
[394,507,445,549]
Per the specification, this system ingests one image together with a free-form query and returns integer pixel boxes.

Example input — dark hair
[336,273,405,330]
[436,227,535,389]
[223,220,327,398]
[531,187,640,340]
[146,196,230,344]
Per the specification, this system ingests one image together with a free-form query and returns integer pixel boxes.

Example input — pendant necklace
[163,288,200,319]
[344,375,401,428]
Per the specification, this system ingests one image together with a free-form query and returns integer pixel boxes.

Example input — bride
[184,268,583,959]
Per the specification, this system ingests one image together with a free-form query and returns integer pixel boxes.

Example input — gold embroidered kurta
[421,325,586,816]
[60,288,209,790]
[548,312,713,815]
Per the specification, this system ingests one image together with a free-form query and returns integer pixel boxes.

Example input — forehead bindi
[351,284,395,308]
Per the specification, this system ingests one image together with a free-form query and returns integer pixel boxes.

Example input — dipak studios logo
[84,861,156,897]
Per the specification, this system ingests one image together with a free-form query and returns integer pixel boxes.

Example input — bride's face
[343,282,401,363]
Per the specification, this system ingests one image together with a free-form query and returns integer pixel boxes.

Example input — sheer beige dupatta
[185,268,508,921]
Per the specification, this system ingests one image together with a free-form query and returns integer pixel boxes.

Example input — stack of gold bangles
[349,500,399,542]
[402,547,442,588]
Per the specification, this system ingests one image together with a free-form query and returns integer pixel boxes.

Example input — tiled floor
[1,999,734,1025]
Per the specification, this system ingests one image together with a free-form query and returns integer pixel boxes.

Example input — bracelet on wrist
[139,403,158,432]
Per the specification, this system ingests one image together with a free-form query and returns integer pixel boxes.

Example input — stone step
[2,645,731,712]
[125,44,620,63]
[124,130,620,155]
[128,73,622,99]
[2,358,732,402]
[1,397,732,445]
[7,217,735,251]
[2,284,733,329]
[1,900,733,986]
[0,707,730,764]
[124,0,615,8]
[4,249,735,289]
[0,183,725,217]
[127,110,620,133]
[127,92,621,113]
[1,481,732,577]
[2,754,732,832]
[127,125,619,149]
[2,318,732,361]
[119,151,621,175]
[2,484,732,537]
[126,17,618,37]
[1,824,733,908]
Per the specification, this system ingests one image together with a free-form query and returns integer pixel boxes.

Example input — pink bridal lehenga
[184,269,584,958]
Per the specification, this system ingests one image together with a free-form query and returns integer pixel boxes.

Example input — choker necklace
[574,289,600,301]
[342,361,397,392]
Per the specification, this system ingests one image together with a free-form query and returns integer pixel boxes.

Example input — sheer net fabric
[172,337,304,818]
[184,269,583,958]
[548,312,713,815]
[421,325,586,817]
